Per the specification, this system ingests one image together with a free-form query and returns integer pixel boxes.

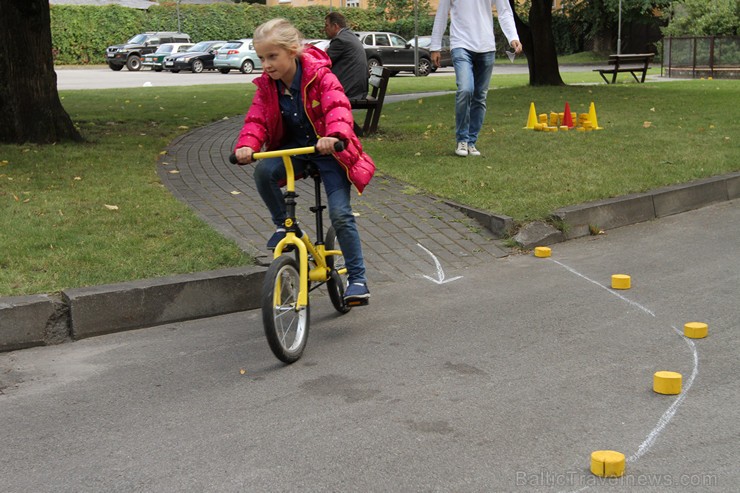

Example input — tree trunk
[0,0,82,144]
[509,0,564,86]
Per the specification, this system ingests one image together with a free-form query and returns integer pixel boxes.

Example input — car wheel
[240,59,254,74]
[219,68,230,74]
[191,59,204,73]
[367,58,381,75]
[126,55,142,71]
[418,58,432,77]
[170,69,180,74]
[108,63,123,72]
[154,68,162,72]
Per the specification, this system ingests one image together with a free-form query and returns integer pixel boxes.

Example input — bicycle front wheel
[262,255,310,363]
[325,226,351,314]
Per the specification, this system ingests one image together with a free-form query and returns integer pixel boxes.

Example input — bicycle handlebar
[229,141,345,164]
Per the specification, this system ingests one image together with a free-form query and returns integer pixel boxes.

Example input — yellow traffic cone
[589,102,603,130]
[524,102,538,129]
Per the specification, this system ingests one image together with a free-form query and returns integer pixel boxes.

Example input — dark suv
[355,31,433,76]
[106,32,192,71]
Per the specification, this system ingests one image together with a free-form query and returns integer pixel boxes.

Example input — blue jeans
[253,151,367,284]
[451,48,495,145]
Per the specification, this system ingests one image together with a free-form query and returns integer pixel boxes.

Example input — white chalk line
[416,243,462,284]
[549,259,699,490]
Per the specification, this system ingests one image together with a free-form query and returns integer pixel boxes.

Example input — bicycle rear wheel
[262,255,310,363]
[325,226,351,314]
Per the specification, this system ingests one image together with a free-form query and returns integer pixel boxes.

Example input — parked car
[307,39,331,51]
[354,31,433,76]
[213,39,262,74]
[142,43,193,72]
[162,41,227,73]
[106,31,191,71]
[416,35,452,71]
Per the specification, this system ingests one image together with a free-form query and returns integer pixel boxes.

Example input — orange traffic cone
[563,102,574,128]
[589,101,603,130]
[524,102,537,129]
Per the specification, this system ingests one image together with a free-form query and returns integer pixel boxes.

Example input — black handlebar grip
[229,153,238,164]
[334,141,345,152]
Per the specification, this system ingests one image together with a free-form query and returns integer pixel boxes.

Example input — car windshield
[127,34,148,44]
[156,44,175,54]
[188,42,211,52]
[223,42,242,50]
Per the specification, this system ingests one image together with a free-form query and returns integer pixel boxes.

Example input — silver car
[213,39,262,74]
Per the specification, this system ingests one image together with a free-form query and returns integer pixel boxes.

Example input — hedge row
[50,4,430,65]
[50,4,581,65]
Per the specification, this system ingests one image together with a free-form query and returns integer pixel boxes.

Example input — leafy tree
[509,0,564,86]
[369,0,431,21]
[662,0,739,36]
[0,0,82,144]
[562,0,671,53]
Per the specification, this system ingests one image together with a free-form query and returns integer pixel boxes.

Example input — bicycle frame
[251,146,346,310]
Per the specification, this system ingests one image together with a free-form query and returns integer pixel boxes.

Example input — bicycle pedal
[344,298,369,307]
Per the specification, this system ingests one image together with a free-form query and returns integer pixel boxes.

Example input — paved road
[2,200,737,492]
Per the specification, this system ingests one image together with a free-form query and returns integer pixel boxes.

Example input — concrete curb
[1,266,264,352]
[449,172,740,245]
[2,172,738,353]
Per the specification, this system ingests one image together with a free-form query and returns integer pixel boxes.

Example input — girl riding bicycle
[232,18,375,304]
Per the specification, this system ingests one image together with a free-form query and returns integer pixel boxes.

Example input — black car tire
[126,55,142,71]
[418,58,432,77]
[219,68,230,74]
[191,59,204,73]
[367,57,381,75]
[170,69,180,74]
[108,63,123,71]
[154,68,162,72]
[240,59,254,74]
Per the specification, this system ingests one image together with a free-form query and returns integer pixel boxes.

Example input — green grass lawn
[1,73,738,297]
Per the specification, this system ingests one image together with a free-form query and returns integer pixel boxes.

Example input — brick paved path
[159,116,509,285]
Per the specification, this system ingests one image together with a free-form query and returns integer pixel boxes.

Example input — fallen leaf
[104,204,119,210]
[0,160,8,166]
[650,107,655,112]
[414,152,421,156]
[230,190,241,195]
[239,369,246,375]
[168,170,180,174]
[178,125,189,130]
[643,121,652,128]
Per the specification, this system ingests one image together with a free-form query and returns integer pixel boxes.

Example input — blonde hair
[253,18,304,54]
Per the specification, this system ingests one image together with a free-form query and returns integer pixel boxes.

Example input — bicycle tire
[262,255,310,363]
[325,226,351,314]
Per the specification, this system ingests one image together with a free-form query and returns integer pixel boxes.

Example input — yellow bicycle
[232,143,352,363]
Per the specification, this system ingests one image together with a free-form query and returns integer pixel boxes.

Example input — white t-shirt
[430,0,519,53]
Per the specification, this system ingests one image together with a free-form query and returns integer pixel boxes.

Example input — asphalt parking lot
[2,200,737,492]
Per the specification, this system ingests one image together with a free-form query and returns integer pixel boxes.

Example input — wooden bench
[349,66,390,135]
[594,53,655,84]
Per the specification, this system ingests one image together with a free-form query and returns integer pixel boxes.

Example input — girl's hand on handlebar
[234,146,255,165]
[316,137,340,155]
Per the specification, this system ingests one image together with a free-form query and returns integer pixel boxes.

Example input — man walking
[430,0,522,157]
[324,12,368,100]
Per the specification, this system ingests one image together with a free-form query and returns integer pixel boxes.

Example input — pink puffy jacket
[235,44,375,194]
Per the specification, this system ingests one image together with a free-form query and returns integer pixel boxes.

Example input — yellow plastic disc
[653,371,682,395]
[534,246,552,258]
[684,322,708,339]
[590,450,625,477]
[611,274,631,290]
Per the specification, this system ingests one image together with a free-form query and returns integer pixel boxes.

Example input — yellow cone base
[654,371,682,395]
[534,246,551,258]
[590,450,625,478]
[684,322,708,339]
[611,274,631,289]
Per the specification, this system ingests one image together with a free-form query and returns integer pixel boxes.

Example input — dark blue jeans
[253,152,367,285]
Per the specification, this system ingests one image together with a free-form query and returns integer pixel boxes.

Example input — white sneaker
[455,142,468,157]
[468,144,481,156]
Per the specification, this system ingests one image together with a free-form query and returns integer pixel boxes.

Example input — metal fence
[662,36,740,79]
